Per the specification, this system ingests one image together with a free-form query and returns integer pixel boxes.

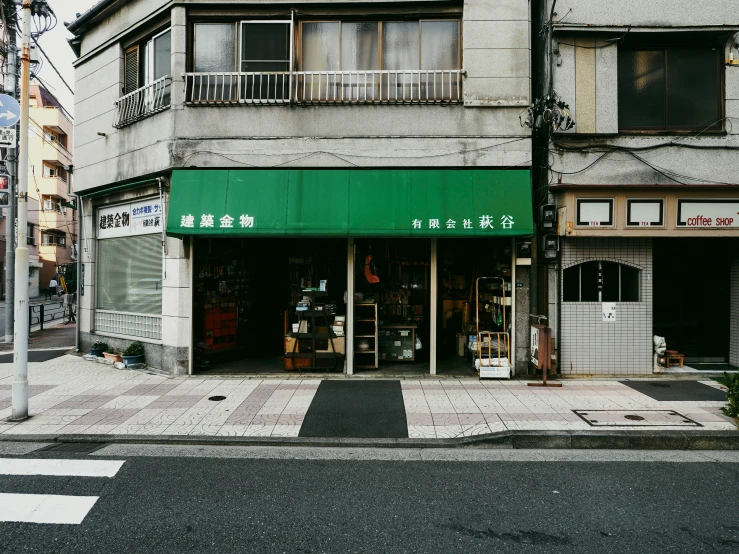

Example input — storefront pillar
[430,238,438,375]
[346,238,355,375]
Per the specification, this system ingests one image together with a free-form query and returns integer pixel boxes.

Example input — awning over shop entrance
[166,169,533,237]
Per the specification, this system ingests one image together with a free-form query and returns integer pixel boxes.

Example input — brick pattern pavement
[0,324,76,352]
[0,356,734,438]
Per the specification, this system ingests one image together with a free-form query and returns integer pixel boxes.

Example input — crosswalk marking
[0,493,99,524]
[0,458,125,478]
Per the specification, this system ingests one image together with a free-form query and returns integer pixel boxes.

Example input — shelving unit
[284,290,342,371]
[354,302,378,369]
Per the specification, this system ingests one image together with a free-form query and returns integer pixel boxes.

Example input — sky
[34,0,99,118]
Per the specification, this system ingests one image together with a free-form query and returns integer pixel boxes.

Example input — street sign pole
[4,27,17,344]
[10,0,31,421]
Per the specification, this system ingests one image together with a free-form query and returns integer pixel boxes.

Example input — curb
[1,430,737,450]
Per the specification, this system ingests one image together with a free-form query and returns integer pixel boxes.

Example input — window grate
[94,311,162,340]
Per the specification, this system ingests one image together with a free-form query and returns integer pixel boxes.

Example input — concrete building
[537,1,739,374]
[28,84,76,294]
[67,0,535,375]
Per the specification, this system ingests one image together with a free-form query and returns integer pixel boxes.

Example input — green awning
[167,169,533,237]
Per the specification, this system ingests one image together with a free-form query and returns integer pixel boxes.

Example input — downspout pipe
[75,194,83,352]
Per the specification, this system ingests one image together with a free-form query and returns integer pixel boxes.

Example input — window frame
[563,261,641,303]
[617,45,724,134]
[239,20,293,74]
[123,26,172,94]
[191,21,239,73]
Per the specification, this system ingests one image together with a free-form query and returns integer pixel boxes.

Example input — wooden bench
[664,352,685,368]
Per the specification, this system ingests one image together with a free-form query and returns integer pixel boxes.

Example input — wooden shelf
[354,334,376,338]
[354,302,378,369]
[284,352,342,359]
[290,332,338,339]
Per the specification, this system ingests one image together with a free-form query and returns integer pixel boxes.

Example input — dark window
[618,47,721,131]
[563,261,640,302]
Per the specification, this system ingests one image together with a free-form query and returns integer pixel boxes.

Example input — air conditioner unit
[43,199,55,212]
[60,205,67,215]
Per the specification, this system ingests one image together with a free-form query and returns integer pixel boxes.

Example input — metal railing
[295,70,463,104]
[184,72,291,105]
[184,69,463,105]
[113,75,172,128]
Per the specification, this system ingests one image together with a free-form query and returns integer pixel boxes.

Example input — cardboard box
[318,336,345,355]
[285,336,299,353]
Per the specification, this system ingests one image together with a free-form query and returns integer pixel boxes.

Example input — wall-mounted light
[97,132,107,137]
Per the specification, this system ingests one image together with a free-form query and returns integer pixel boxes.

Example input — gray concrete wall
[72,0,532,193]
[547,0,739,27]
[514,264,530,375]
[731,256,739,368]
[560,237,653,375]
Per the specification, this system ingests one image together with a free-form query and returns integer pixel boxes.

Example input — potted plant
[121,341,145,367]
[90,341,109,358]
[103,348,123,363]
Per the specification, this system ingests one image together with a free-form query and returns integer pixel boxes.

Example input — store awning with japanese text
[166,169,534,237]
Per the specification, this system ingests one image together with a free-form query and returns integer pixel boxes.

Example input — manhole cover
[573,410,701,427]
[208,395,226,401]
[649,383,670,388]
[39,442,110,454]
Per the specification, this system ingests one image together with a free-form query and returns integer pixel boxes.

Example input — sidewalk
[0,323,76,353]
[0,355,735,442]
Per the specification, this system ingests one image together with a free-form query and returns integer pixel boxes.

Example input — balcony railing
[184,69,463,105]
[113,76,172,128]
[184,72,290,105]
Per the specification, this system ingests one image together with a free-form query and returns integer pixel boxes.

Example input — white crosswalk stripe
[0,457,125,524]
[0,458,125,478]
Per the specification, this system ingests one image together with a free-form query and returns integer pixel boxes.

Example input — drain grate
[573,410,701,427]
[38,442,110,454]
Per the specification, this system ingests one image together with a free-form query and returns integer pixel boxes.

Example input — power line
[31,36,73,95]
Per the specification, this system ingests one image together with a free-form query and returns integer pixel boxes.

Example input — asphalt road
[1,444,738,553]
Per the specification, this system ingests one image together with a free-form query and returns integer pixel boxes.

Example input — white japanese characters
[179,214,257,229]
[408,215,515,230]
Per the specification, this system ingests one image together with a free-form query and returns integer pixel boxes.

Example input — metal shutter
[123,47,139,94]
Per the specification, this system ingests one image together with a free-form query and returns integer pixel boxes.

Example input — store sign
[676,200,739,228]
[626,199,664,227]
[530,325,540,367]
[98,198,163,239]
[576,199,614,227]
[602,303,616,322]
[167,169,535,237]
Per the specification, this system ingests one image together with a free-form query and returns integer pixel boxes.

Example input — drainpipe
[75,195,83,352]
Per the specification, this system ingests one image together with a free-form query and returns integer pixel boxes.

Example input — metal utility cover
[573,410,701,427]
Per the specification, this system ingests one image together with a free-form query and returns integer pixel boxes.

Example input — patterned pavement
[0,356,734,438]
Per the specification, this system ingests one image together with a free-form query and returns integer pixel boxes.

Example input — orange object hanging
[364,254,380,283]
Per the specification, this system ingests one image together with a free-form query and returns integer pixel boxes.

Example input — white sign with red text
[677,200,739,228]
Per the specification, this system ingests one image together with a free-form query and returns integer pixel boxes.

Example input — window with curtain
[96,234,163,315]
[618,46,722,131]
[563,261,640,302]
[300,19,459,101]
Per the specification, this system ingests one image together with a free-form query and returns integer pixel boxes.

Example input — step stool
[664,352,684,368]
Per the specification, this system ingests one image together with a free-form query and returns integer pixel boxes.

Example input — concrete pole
[11,1,31,421]
[4,28,16,343]
[429,238,437,375]
[345,238,354,375]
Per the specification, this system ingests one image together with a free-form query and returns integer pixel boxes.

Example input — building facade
[28,85,77,293]
[68,0,535,375]
[539,1,739,374]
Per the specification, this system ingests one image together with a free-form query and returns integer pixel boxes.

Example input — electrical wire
[31,37,74,95]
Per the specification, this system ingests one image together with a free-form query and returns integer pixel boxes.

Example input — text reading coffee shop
[166,169,534,377]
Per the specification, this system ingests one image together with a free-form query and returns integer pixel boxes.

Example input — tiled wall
[560,238,653,375]
[731,256,739,368]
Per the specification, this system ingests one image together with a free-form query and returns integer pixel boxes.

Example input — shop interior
[193,237,515,375]
[653,238,736,370]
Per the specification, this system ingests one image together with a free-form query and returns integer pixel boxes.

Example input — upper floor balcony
[183,69,464,105]
[113,75,172,128]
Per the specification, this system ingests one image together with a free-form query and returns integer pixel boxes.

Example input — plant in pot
[103,348,123,363]
[90,341,109,358]
[121,341,145,367]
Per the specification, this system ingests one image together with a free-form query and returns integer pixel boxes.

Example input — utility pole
[4,20,16,344]
[11,0,30,421]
